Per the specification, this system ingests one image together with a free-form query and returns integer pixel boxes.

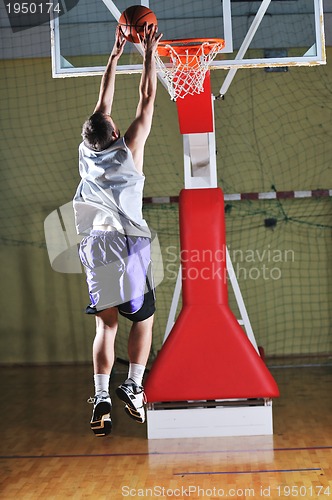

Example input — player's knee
[95,306,118,328]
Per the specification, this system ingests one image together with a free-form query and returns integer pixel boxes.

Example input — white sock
[94,374,110,395]
[127,363,145,386]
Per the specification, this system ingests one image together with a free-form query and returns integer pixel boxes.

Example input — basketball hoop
[155,38,225,101]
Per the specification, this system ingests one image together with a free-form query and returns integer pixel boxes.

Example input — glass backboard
[51,0,326,78]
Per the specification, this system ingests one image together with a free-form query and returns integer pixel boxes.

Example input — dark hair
[81,112,116,151]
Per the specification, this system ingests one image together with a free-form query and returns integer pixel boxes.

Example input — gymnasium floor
[1,362,331,499]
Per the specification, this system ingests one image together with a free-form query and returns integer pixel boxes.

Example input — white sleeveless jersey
[73,137,150,237]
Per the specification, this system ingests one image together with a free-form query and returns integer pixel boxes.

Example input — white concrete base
[146,400,273,439]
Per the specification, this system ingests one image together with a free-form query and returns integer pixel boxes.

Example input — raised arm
[124,24,162,172]
[93,26,126,115]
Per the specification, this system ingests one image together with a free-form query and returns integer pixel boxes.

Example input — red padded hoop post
[176,71,214,134]
[144,188,280,403]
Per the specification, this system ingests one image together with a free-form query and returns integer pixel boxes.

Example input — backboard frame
[50,0,326,79]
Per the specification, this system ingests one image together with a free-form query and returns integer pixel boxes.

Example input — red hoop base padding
[145,188,279,403]
[176,72,214,134]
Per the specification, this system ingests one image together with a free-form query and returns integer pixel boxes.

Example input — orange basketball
[119,5,157,44]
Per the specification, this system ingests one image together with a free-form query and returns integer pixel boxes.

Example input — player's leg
[128,313,154,366]
[115,234,155,423]
[89,306,118,437]
[116,313,154,423]
[93,306,118,373]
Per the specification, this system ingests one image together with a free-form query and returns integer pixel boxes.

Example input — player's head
[82,112,120,151]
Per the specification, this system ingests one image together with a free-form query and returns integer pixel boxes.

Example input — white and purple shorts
[79,230,155,322]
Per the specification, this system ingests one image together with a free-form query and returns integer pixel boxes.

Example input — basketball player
[73,23,162,436]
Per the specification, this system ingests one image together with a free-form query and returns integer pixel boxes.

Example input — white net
[155,39,224,100]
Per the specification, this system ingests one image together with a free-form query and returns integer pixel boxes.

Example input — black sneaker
[115,379,146,423]
[87,391,112,437]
